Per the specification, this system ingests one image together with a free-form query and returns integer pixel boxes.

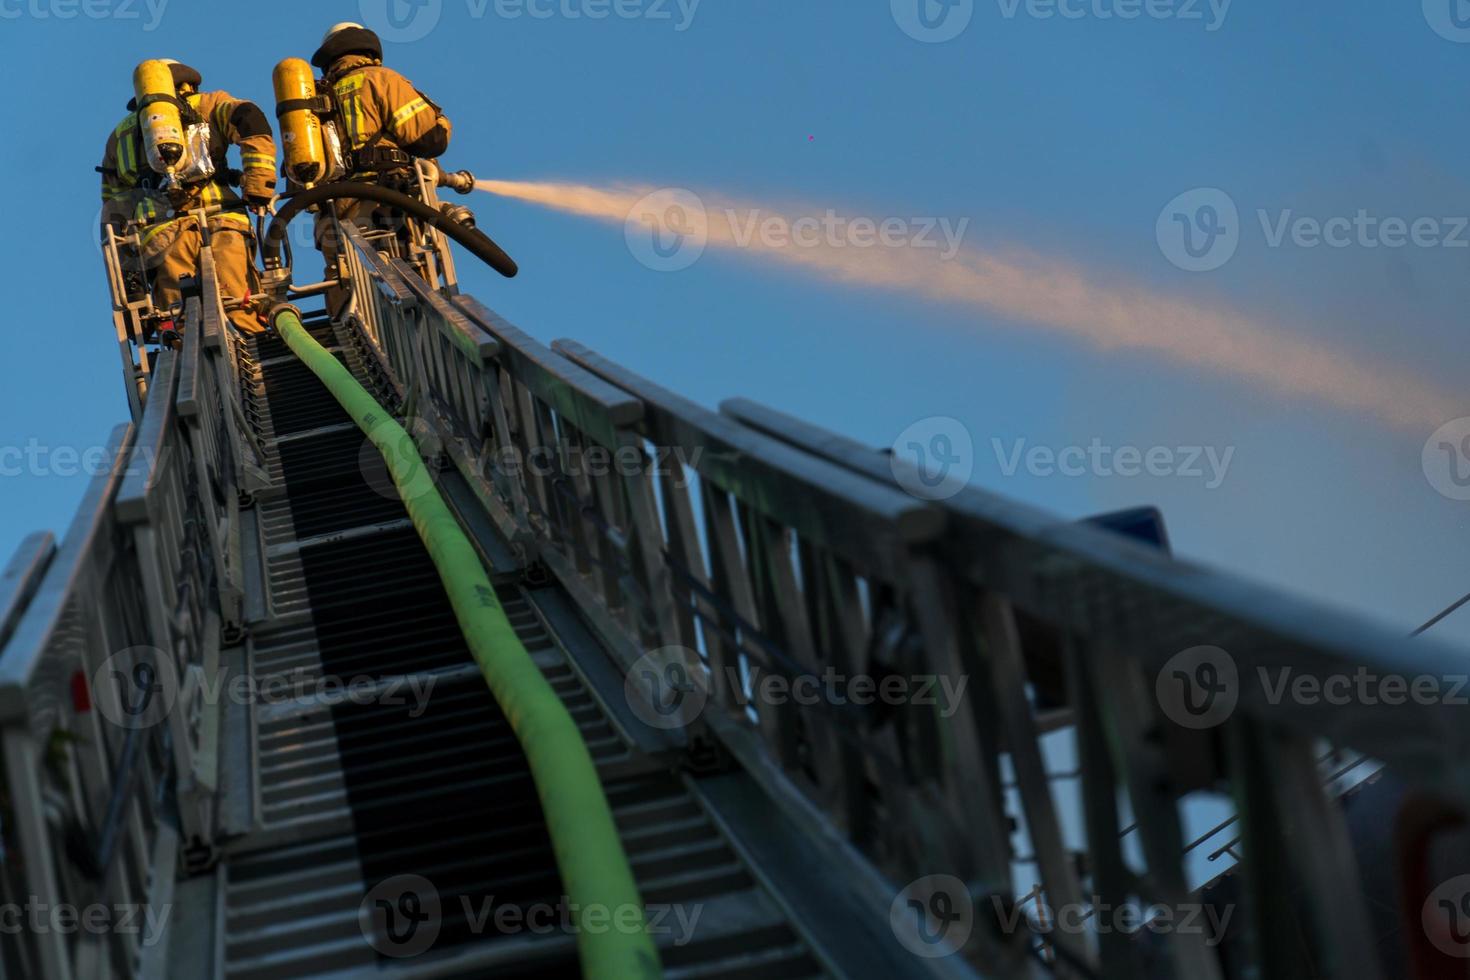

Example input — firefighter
[99,60,278,335]
[307,23,454,306]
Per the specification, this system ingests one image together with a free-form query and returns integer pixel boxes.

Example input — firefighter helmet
[312,22,383,70]
[157,58,203,91]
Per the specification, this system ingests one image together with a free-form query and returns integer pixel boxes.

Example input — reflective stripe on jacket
[99,90,278,227]
[326,55,449,155]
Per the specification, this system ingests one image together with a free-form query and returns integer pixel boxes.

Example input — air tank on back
[133,60,186,175]
[272,57,328,186]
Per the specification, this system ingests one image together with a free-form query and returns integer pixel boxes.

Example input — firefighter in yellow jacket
[308,23,454,304]
[99,60,278,335]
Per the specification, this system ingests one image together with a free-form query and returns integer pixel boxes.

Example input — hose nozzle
[436,167,475,195]
[440,202,476,229]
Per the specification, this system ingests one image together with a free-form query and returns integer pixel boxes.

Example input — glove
[241,171,276,209]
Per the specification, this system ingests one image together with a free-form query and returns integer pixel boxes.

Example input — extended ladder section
[1,215,1467,980]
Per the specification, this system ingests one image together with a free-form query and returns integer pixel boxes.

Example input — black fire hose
[265,181,518,278]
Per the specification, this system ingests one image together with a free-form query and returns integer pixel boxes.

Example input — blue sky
[2,0,1469,644]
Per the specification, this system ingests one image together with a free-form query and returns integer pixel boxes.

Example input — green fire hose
[272,307,661,980]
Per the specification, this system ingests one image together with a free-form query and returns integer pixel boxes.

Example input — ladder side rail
[552,339,1031,972]
[178,258,244,634]
[722,396,1470,796]
[199,247,270,498]
[113,337,218,854]
[722,396,1457,978]
[0,426,178,980]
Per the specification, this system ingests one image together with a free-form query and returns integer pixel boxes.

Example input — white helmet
[312,22,382,69]
[321,22,365,44]
[145,58,201,90]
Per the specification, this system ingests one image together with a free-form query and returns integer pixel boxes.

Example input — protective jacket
[99,90,278,240]
[322,54,452,175]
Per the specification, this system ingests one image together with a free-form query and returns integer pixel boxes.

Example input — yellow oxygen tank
[132,60,186,175]
[273,58,328,186]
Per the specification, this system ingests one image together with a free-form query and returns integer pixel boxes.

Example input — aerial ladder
[1,71,1467,979]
